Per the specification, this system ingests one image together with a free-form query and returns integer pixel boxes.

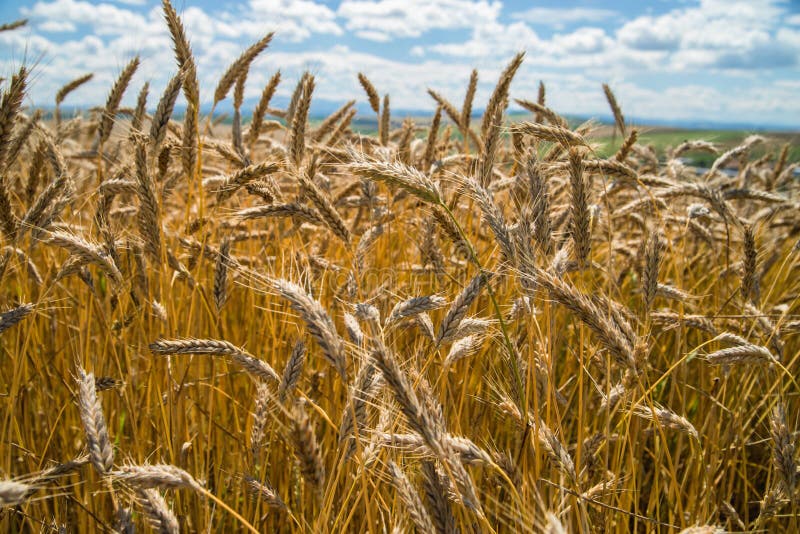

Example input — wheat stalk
[0,480,35,508]
[76,365,114,475]
[0,303,33,335]
[288,402,325,493]
[289,76,314,169]
[213,33,274,107]
[480,52,524,141]
[387,461,436,534]
[437,272,490,345]
[602,83,626,137]
[271,278,347,380]
[96,56,139,148]
[136,488,180,534]
[150,69,184,153]
[278,339,307,400]
[149,338,280,383]
[387,295,447,327]
[769,402,796,496]
[249,71,282,146]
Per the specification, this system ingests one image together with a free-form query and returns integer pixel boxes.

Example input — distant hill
[51,96,799,133]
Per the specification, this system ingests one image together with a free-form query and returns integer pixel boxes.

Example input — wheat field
[1,3,799,532]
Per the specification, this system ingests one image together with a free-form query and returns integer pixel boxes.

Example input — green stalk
[433,200,528,420]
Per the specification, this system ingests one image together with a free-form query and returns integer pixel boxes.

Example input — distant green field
[591,128,800,167]
[335,112,800,168]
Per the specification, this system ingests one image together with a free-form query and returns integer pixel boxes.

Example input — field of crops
[1,4,799,532]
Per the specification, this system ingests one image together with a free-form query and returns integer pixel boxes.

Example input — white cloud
[423,0,799,74]
[412,6,621,63]
[38,20,77,32]
[355,30,391,42]
[550,27,613,55]
[21,0,152,36]
[22,0,342,45]
[513,7,618,29]
[616,16,681,51]
[2,0,800,127]
[777,27,800,49]
[427,20,538,58]
[338,0,501,38]
[616,0,797,69]
[246,0,342,41]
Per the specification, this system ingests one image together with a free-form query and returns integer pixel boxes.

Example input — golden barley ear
[602,82,626,137]
[213,32,274,108]
[0,19,27,32]
[480,51,524,141]
[96,56,140,149]
[357,72,381,115]
[75,365,115,475]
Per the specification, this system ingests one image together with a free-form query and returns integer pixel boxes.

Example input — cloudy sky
[1,0,800,128]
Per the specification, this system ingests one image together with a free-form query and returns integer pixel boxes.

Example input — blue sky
[2,0,800,128]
